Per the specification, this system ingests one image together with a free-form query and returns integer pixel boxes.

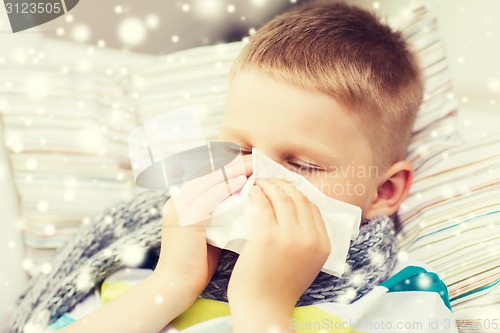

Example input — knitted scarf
[4,189,398,333]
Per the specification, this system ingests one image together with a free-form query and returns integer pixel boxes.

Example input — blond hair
[230,0,424,167]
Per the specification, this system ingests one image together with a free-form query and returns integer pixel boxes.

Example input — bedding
[44,261,457,333]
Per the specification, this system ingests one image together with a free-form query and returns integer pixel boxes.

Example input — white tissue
[206,148,362,277]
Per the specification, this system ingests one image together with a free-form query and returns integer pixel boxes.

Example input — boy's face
[219,71,383,218]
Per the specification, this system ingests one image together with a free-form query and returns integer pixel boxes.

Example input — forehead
[222,71,373,165]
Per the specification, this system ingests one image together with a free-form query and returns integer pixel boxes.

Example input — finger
[174,150,251,202]
[225,153,253,177]
[270,178,315,229]
[171,175,247,227]
[248,184,277,234]
[310,202,328,242]
[241,154,253,177]
[188,174,247,215]
[179,161,248,203]
[256,178,297,227]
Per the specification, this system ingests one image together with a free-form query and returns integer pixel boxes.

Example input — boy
[48,0,424,332]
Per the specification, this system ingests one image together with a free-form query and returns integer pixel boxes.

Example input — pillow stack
[395,0,499,317]
[398,134,500,315]
[0,53,147,277]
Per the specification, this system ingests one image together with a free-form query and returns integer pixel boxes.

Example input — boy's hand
[154,154,252,298]
[227,178,331,331]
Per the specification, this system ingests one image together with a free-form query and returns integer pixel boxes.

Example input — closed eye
[287,161,325,173]
[230,146,325,173]
[224,145,251,155]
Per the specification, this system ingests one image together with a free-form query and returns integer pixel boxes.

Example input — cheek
[310,174,373,209]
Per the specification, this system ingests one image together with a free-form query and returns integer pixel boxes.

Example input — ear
[364,161,414,219]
